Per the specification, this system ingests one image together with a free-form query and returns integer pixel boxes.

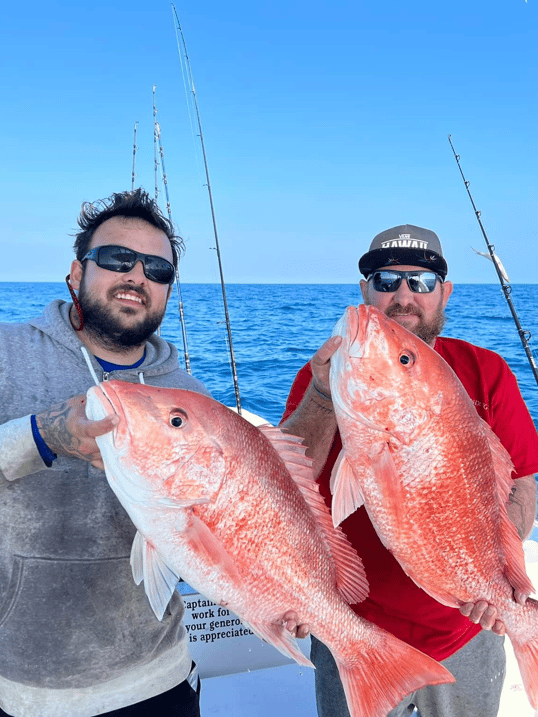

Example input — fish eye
[169,410,187,428]
[399,351,415,366]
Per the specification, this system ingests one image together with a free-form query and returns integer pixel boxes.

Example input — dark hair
[73,188,184,268]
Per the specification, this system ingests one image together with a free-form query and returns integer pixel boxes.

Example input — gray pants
[311,629,506,717]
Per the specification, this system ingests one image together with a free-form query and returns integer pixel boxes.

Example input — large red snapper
[85,381,453,717]
[329,304,538,708]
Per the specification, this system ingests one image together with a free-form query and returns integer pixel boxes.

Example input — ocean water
[1,282,538,426]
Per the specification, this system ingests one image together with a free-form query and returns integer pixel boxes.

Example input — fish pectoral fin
[130,531,179,621]
[369,442,408,526]
[131,530,145,585]
[245,619,313,668]
[330,450,365,527]
[184,514,243,587]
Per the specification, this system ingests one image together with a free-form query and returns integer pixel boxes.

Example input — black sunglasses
[82,245,176,285]
[371,270,442,294]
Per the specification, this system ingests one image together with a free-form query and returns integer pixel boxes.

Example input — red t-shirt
[281,335,538,661]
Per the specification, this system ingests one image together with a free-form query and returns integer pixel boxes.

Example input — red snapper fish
[85,381,453,717]
[329,304,538,708]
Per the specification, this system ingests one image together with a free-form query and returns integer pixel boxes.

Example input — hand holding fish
[282,611,310,639]
[459,601,505,635]
[310,335,341,400]
[458,473,536,635]
[280,335,341,478]
[37,394,119,469]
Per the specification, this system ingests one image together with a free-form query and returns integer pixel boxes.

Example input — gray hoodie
[0,300,210,716]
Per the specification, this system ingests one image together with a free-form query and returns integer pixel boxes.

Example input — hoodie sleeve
[0,415,46,482]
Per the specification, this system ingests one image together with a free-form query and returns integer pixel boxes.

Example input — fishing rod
[155,121,172,221]
[153,85,192,374]
[448,134,538,387]
[152,86,160,204]
[171,4,242,414]
[155,118,192,374]
[131,121,138,191]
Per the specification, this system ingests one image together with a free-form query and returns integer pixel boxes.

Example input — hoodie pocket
[0,554,182,688]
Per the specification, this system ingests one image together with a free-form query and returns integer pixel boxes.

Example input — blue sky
[1,0,536,283]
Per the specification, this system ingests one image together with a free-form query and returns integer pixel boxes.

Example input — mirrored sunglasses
[371,270,442,294]
[82,245,176,285]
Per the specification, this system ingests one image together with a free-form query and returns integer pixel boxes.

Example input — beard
[364,293,446,345]
[384,303,446,344]
[77,279,166,354]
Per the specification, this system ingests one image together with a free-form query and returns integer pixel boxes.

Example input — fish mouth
[330,305,395,439]
[342,305,386,359]
[332,304,388,364]
[86,383,157,505]
[340,304,374,359]
[332,306,362,356]
[356,304,379,351]
[330,306,363,411]
[86,383,123,444]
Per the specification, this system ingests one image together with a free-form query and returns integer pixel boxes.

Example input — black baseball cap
[358,224,448,280]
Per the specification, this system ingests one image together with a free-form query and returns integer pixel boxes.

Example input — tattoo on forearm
[310,397,335,414]
[37,402,83,458]
[507,479,537,540]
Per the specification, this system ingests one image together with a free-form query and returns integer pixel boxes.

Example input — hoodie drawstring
[81,346,101,386]
[80,346,146,386]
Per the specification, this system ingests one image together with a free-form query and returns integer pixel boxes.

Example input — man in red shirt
[281,224,538,717]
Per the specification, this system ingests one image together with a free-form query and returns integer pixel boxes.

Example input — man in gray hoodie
[0,189,210,717]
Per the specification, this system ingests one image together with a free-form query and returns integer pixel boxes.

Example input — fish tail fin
[333,633,454,717]
[512,638,538,709]
[509,598,538,709]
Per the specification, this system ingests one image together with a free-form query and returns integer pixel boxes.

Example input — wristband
[30,415,57,468]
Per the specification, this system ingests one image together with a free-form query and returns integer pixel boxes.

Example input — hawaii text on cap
[358,224,448,280]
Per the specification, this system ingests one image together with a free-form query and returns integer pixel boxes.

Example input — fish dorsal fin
[258,426,314,479]
[330,450,366,528]
[130,531,179,621]
[481,418,535,597]
[259,426,368,604]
